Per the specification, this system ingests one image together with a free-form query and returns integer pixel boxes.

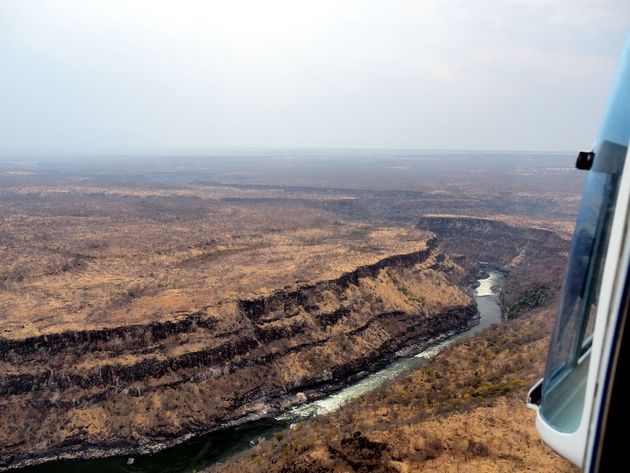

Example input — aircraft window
[540,140,627,433]
[540,42,629,434]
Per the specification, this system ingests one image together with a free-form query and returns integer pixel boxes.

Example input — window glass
[540,101,629,436]
[540,34,630,433]
[541,141,626,432]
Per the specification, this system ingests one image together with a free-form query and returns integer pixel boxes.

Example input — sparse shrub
[468,440,490,457]
[423,436,445,459]
[507,285,549,319]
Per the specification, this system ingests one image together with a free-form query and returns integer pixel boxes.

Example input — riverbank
[12,269,502,473]
[1,240,481,472]
[211,277,576,473]
[9,308,478,473]
[282,268,505,421]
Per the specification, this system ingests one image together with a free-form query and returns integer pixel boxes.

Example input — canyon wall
[0,238,478,470]
[417,216,570,316]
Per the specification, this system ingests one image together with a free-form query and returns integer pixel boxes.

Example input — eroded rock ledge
[0,238,478,470]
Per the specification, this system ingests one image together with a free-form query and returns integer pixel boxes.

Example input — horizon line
[0,145,577,159]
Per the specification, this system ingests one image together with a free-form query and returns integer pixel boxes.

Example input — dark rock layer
[0,238,477,470]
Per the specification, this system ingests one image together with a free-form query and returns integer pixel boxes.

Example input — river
[19,269,505,473]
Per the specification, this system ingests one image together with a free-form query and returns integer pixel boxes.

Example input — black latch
[576,150,595,170]
[527,378,543,408]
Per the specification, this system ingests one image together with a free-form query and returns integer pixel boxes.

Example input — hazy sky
[1,0,629,153]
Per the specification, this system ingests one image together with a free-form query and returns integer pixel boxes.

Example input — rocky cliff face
[0,238,478,470]
[417,216,566,266]
[417,216,570,315]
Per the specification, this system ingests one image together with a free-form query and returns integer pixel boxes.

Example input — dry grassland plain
[0,152,583,470]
